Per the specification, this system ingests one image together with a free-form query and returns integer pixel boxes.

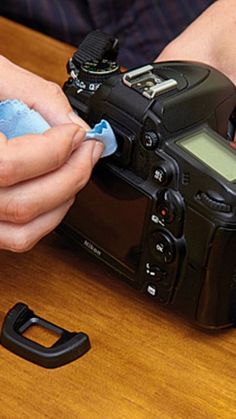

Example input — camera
[61,31,236,329]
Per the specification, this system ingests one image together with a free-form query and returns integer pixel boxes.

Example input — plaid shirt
[1,0,215,68]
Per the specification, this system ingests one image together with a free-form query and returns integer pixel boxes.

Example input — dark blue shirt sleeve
[0,0,215,68]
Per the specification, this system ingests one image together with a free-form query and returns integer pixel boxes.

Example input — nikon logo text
[83,240,102,256]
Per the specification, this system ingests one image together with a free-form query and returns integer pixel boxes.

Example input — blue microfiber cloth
[0,99,117,158]
[0,99,50,138]
[84,119,117,157]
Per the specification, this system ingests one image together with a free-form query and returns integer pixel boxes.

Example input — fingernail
[92,141,104,164]
[68,111,90,131]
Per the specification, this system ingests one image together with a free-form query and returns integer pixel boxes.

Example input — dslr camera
[61,31,236,329]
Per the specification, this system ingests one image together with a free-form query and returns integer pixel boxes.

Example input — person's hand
[155,0,236,85]
[155,0,236,144]
[0,56,104,252]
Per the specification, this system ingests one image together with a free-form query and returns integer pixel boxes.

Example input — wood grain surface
[0,17,236,419]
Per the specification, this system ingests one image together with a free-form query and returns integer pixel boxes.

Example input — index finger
[0,124,86,187]
[0,56,89,128]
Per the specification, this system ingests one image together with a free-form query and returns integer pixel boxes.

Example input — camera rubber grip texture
[0,303,91,368]
[72,30,119,67]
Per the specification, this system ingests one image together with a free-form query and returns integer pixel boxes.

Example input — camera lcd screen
[65,166,151,277]
[177,131,236,182]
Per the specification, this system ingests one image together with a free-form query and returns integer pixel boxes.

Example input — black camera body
[61,32,236,329]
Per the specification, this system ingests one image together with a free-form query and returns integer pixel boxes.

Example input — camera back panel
[62,61,236,329]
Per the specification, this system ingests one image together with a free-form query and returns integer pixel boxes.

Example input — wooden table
[0,17,236,419]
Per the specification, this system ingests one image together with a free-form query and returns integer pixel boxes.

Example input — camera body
[61,33,236,329]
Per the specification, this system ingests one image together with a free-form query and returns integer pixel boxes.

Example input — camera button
[147,284,158,297]
[153,232,175,264]
[142,131,159,150]
[158,205,175,224]
[156,189,183,225]
[153,163,172,185]
[145,283,169,303]
[145,263,166,280]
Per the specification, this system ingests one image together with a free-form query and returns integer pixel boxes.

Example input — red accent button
[160,207,168,217]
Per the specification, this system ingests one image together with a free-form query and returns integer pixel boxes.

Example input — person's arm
[0,56,103,252]
[155,0,236,86]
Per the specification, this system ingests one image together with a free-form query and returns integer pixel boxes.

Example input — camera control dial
[196,191,231,213]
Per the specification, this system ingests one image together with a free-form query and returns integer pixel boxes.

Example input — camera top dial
[67,30,120,94]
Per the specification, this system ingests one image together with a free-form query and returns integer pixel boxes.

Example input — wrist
[156,0,236,85]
